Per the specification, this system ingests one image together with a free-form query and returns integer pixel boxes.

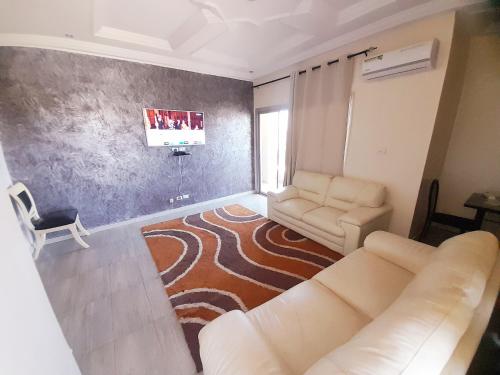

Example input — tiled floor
[36,193,267,375]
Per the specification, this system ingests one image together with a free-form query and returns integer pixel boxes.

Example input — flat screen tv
[143,108,205,147]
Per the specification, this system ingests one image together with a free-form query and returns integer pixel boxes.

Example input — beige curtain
[284,56,354,182]
[283,71,298,186]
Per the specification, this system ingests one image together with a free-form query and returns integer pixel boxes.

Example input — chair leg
[34,232,46,260]
[69,224,89,249]
[75,215,90,236]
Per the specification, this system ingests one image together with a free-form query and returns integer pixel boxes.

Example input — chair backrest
[7,182,39,229]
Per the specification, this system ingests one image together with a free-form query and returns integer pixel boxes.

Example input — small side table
[464,193,500,230]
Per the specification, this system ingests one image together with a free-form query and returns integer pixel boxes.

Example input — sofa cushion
[273,198,320,220]
[324,176,386,210]
[313,248,414,319]
[272,211,345,247]
[247,280,370,374]
[305,281,474,375]
[302,207,345,237]
[292,170,332,205]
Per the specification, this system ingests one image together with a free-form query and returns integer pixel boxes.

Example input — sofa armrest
[337,205,392,227]
[364,231,435,273]
[268,186,299,203]
[199,310,292,375]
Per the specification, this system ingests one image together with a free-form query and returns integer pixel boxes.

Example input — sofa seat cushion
[272,211,345,248]
[305,285,474,375]
[246,280,371,374]
[273,198,320,220]
[314,248,414,319]
[302,207,346,237]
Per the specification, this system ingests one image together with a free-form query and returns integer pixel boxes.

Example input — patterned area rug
[141,204,343,371]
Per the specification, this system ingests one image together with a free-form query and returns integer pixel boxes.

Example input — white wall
[254,77,290,110]
[438,34,500,220]
[409,14,471,237]
[254,12,457,236]
[0,144,81,375]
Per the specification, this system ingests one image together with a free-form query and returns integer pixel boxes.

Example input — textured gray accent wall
[0,47,254,228]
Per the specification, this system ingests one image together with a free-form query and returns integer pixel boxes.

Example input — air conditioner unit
[362,39,439,80]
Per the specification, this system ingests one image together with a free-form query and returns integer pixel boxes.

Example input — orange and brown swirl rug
[141,204,343,371]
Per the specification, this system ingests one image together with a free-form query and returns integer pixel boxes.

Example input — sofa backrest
[305,231,498,375]
[292,170,332,205]
[323,176,386,211]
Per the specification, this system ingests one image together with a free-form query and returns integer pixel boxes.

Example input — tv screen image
[143,108,205,147]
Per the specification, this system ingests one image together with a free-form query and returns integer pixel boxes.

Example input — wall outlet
[169,198,174,204]
[182,194,190,199]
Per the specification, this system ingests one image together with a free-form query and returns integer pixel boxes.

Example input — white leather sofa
[268,170,392,255]
[199,230,500,375]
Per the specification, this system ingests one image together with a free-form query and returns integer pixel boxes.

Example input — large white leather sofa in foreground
[268,170,392,254]
[199,231,500,375]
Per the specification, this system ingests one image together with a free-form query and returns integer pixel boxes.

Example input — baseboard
[45,190,256,244]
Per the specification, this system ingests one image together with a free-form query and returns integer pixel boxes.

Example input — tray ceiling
[0,0,486,80]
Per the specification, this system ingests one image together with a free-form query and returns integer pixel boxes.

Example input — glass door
[257,108,288,194]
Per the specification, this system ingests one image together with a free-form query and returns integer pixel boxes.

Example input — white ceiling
[0,0,487,80]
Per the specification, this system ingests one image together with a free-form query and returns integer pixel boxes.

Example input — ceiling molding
[337,0,397,26]
[168,9,227,54]
[0,33,253,81]
[95,26,172,51]
[252,0,486,80]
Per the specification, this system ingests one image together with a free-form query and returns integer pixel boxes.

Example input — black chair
[419,179,478,241]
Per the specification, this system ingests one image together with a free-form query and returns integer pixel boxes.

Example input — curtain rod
[253,46,377,89]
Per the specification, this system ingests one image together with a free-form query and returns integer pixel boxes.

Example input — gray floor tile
[45,273,80,319]
[108,258,143,293]
[45,250,80,284]
[74,247,102,275]
[61,296,113,357]
[78,341,115,375]
[154,316,197,375]
[144,278,172,321]
[137,252,160,282]
[74,266,110,309]
[111,282,153,339]
[85,296,114,352]
[95,246,126,267]
[60,304,88,356]
[113,322,169,375]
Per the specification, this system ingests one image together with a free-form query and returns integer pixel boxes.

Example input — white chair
[8,182,90,259]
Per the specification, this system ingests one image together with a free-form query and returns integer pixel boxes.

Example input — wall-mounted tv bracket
[171,147,191,156]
